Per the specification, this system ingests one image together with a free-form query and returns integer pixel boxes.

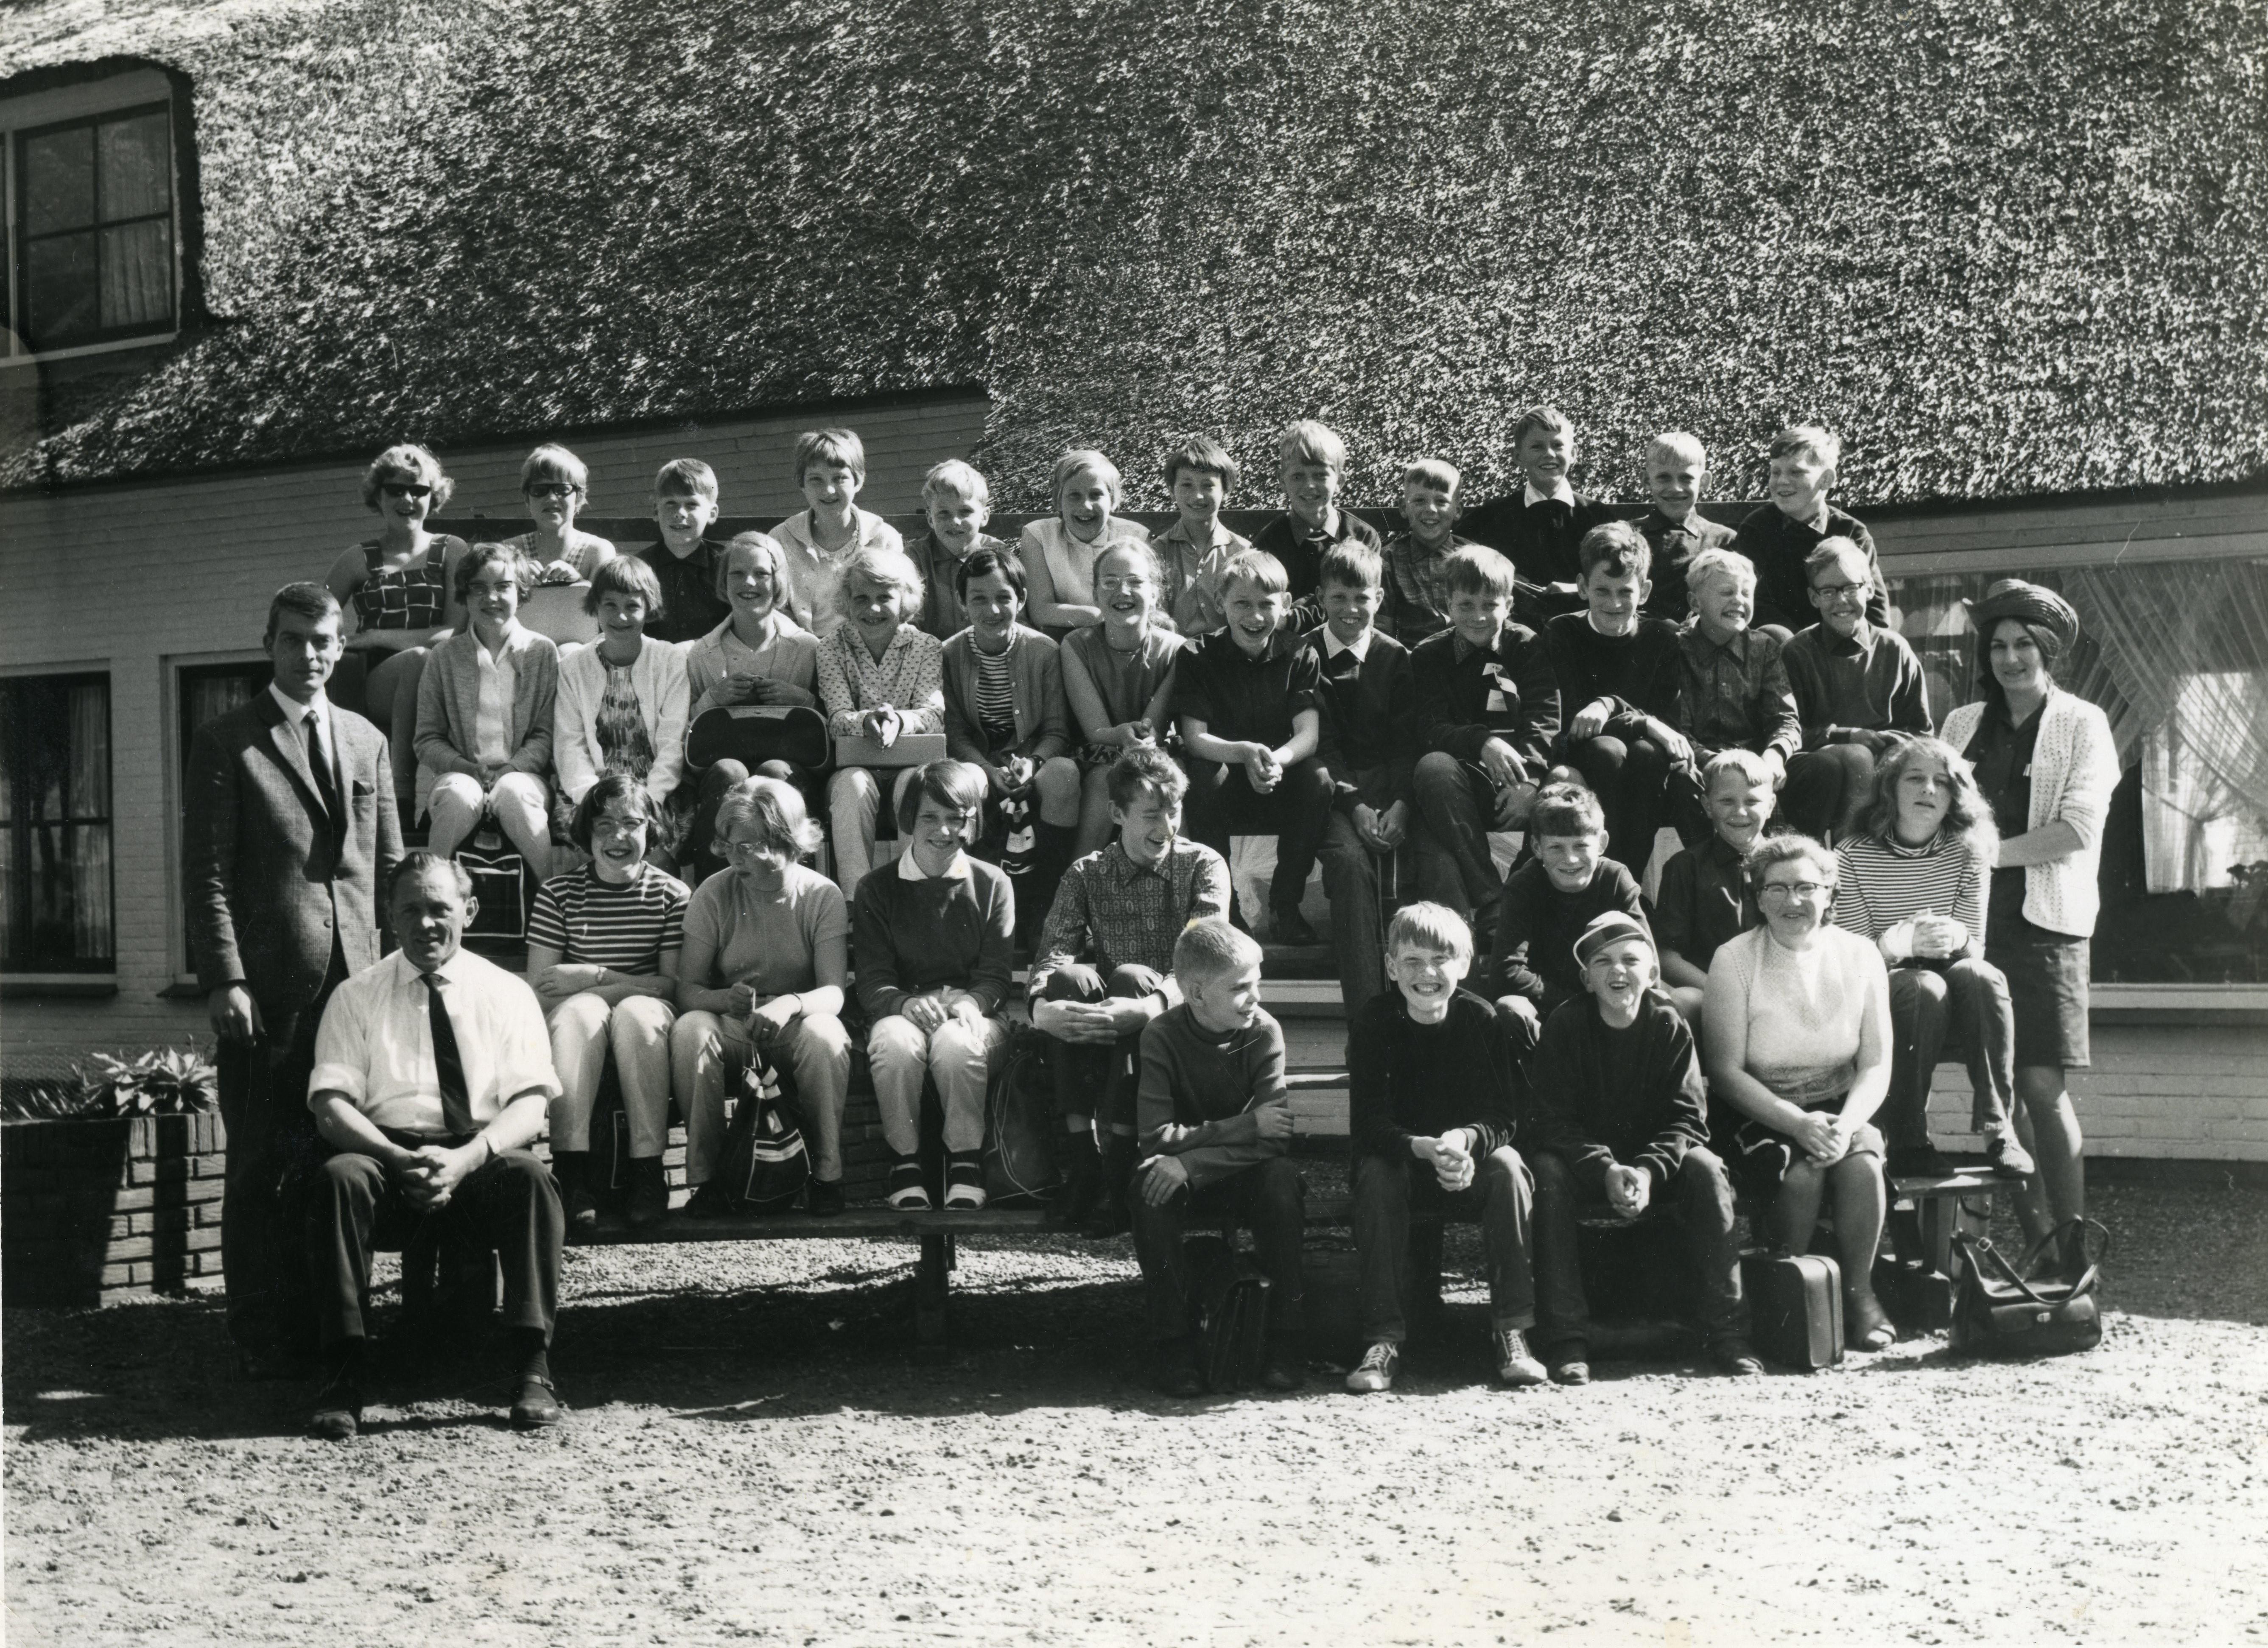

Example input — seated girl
[670,777,854,1216]
[1058,541,1185,852]
[1834,737,2035,1183]
[1704,834,1898,1352]
[499,443,618,649]
[411,542,560,877]
[940,547,1081,931]
[680,531,823,883]
[325,442,468,813]
[1016,448,1152,638]
[554,557,691,867]
[817,545,946,895]
[526,774,691,1232]
[770,427,906,635]
[853,761,1017,1212]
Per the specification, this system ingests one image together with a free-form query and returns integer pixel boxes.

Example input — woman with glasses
[670,777,854,1216]
[499,444,618,649]
[1703,833,1898,1351]
[326,443,472,813]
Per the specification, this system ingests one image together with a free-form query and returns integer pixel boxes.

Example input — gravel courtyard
[7,1178,2266,1647]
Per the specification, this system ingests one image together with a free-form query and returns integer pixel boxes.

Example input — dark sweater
[1461,491,1619,602]
[1303,626,1418,812]
[1489,857,1648,1009]
[1526,993,1710,1193]
[1249,510,1385,603]
[1347,989,1525,1163]
[1728,503,1888,635]
[1136,1004,1290,1189]
[637,539,733,645]
[1410,626,1561,776]
[1542,613,1684,743]
[1782,622,1932,748]
[1653,832,1761,972]
[851,856,1015,1020]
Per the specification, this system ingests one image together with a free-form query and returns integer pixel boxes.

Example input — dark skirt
[1985,910,2090,1070]
[1727,1103,1885,1204]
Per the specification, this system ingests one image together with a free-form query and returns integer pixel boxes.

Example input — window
[0,673,114,973]
[176,660,271,969]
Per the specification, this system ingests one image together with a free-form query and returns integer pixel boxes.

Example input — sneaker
[1345,1341,1400,1394]
[1492,1327,1548,1388]
[509,1373,564,1430]
[944,1155,987,1210]
[1985,1131,2035,1180]
[309,1362,363,1440]
[887,1157,931,1211]
[1709,1337,1766,1377]
[1155,1337,1206,1399]
[1548,1357,1591,1388]
[805,1177,845,1217]
[684,1181,735,1220]
[1269,904,1319,947]
[624,1157,668,1228]
[1260,1334,1305,1392]
[1886,1143,1959,1181]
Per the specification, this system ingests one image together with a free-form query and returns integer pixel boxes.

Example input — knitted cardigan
[1942,689,2120,939]
[941,623,1072,765]
[554,637,691,806]
[410,623,559,819]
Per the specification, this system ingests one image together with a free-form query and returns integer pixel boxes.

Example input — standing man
[185,583,402,1376]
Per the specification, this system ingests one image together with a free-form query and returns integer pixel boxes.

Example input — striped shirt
[1832,832,1986,946]
[972,641,1018,748]
[526,863,691,972]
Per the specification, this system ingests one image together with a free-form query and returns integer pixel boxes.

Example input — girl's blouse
[1707,924,1888,1109]
[1016,517,1152,636]
[816,625,945,737]
[503,529,618,647]
[1062,623,1183,729]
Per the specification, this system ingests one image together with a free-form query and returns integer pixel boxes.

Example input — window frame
[170,654,275,980]
[0,669,117,980]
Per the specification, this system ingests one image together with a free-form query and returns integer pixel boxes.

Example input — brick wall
[1925,1025,2268,1163]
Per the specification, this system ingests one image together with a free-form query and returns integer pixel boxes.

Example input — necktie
[421,972,477,1137]
[305,711,341,820]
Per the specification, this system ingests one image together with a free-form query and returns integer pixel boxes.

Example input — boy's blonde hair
[1385,901,1473,963]
[1685,545,1755,598]
[1089,539,1162,598]
[922,458,990,507]
[1402,457,1461,495]
[1052,448,1123,511]
[1769,424,1841,470]
[838,544,925,608]
[1174,917,1263,986]
[795,427,867,486]
[1443,545,1519,602]
[522,443,590,494]
[1219,548,1289,598]
[1646,431,1708,471]
[1275,419,1348,475]
[1510,406,1574,449]
[654,457,718,503]
[1702,747,1775,794]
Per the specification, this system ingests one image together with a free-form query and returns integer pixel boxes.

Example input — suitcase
[1186,1233,1272,1393]
[1741,1249,1844,1370]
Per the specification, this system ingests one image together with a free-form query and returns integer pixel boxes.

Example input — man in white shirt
[305,852,564,1438]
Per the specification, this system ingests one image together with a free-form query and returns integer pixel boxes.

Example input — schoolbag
[982,1027,1061,1206]
[713,1043,810,1212]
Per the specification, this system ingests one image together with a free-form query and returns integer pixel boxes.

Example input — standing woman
[326,444,469,814]
[554,557,691,865]
[500,444,618,649]
[1940,581,2120,1268]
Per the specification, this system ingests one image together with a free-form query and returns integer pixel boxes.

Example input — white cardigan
[1943,688,2120,939]
[554,640,690,806]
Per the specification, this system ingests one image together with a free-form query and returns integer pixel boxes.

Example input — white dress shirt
[268,682,337,777]
[309,948,560,1137]
[1320,626,1374,664]
[1523,479,1577,508]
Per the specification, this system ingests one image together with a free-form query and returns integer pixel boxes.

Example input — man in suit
[185,582,402,1375]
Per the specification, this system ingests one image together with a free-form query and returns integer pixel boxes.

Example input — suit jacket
[185,692,402,1014]
[1301,626,1418,813]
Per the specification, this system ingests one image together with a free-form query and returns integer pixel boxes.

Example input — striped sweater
[1832,832,1987,952]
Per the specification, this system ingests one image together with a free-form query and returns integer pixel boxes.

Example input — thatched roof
[6,0,2265,506]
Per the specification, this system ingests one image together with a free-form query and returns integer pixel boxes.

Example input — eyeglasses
[526,482,583,501]
[379,482,433,501]
[1759,880,1830,902]
[725,838,783,860]
[1812,582,1869,605]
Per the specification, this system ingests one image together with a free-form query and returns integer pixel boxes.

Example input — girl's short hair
[896,759,991,835]
[1385,901,1473,963]
[568,772,662,852]
[1089,539,1161,598]
[1173,917,1262,985]
[838,544,925,609]
[1443,546,1519,601]
[1578,521,1651,583]
[1851,736,2000,859]
[1529,783,1606,840]
[954,546,1026,605]
[1685,546,1755,597]
[1052,449,1122,511]
[795,428,867,485]
[521,443,589,494]
[720,531,789,604]
[655,457,718,503]
[1274,419,1347,474]
[1107,746,1187,810]
[452,541,539,605]
[1702,748,1775,793]
[582,553,666,618]
[1746,832,1838,888]
[923,458,990,507]
[1646,431,1708,471]
[1219,549,1289,598]
[1510,406,1574,449]
[361,443,453,512]
[1163,436,1240,492]
[1769,424,1841,469]
[714,775,824,858]
[1401,457,1460,495]
[1318,542,1383,592]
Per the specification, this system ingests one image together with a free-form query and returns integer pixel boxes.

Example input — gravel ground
[6,1179,2267,1647]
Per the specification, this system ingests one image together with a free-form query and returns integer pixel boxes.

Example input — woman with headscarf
[1940,581,2119,1274]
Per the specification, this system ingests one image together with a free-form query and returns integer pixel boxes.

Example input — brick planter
[2,1114,228,1305]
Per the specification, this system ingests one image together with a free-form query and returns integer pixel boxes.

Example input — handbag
[982,1028,1061,1206]
[456,829,529,940]
[713,1041,811,1212]
[686,704,831,772]
[1947,1220,2107,1358]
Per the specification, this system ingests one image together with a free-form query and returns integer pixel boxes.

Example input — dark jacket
[1526,993,1710,1193]
[1348,989,1525,1163]
[1410,625,1560,776]
[1728,503,1888,634]
[1303,626,1418,812]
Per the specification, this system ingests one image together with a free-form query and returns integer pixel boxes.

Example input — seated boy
[1346,903,1546,1394]
[1630,431,1736,625]
[1654,749,1776,1022]
[1029,749,1231,1237]
[1673,547,1799,843]
[1780,538,1931,841]
[1378,457,1479,645]
[1409,546,1562,934]
[1248,419,1383,624]
[1175,550,1334,945]
[1306,542,1418,1012]
[1154,436,1252,636]
[1489,784,1647,1054]
[1544,521,1692,877]
[1728,424,1888,637]
[637,458,733,645]
[1130,919,1304,1397]
[772,427,906,634]
[911,459,1012,640]
[1459,406,1616,623]
[1527,913,1760,1383]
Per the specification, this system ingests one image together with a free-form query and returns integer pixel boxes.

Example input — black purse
[1948,1220,2107,1358]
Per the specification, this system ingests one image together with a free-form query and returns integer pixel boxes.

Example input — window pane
[99,219,173,331]
[68,684,109,817]
[22,126,95,235]
[3,676,114,971]
[98,112,171,222]
[25,232,100,346]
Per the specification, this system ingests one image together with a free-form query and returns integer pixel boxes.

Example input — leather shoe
[624,1157,669,1228]
[1985,1132,2035,1180]
[1155,1338,1206,1399]
[1260,1335,1305,1392]
[1548,1358,1591,1387]
[309,1370,362,1440]
[1709,1337,1766,1377]
[1269,905,1319,947]
[510,1373,564,1430]
[806,1177,846,1217]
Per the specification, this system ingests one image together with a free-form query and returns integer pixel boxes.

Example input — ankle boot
[1082,1133,1135,1239]
[1053,1128,1101,1228]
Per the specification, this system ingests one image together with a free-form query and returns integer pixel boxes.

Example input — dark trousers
[686,758,817,883]
[1318,764,1422,1016]
[217,943,346,1354]
[1530,1145,1747,1355]
[1353,1147,1537,1344]
[1131,1155,1306,1341]
[1561,734,1676,878]
[1043,964,1163,1129]
[1886,959,2016,1146]
[311,1146,564,1347]
[1183,755,1332,913]
[1410,752,1510,915]
[1782,744,1876,841]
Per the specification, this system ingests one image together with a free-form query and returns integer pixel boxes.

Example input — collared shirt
[1320,626,1373,664]
[1379,530,1474,645]
[1653,832,1761,971]
[1030,837,1230,1001]
[1781,622,1932,749]
[471,637,516,768]
[1173,626,1321,747]
[268,683,336,774]
[898,849,973,882]
[1523,479,1576,508]
[1675,623,1801,762]
[911,529,1012,641]
[816,623,945,737]
[1248,509,1384,601]
[772,508,906,636]
[308,948,559,1137]
[1630,507,1736,623]
[1152,517,1252,636]
[637,538,733,645]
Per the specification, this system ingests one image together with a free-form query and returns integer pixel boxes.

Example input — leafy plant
[64,1048,221,1118]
